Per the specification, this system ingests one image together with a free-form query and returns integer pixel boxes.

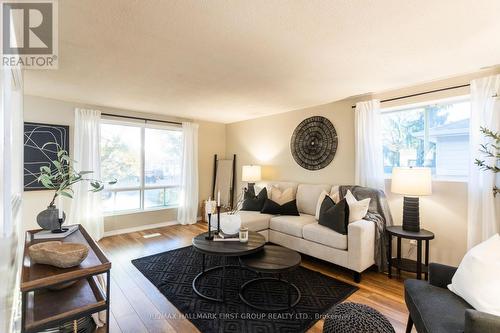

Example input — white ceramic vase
[217,213,241,235]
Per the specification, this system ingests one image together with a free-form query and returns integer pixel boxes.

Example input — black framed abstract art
[24,122,70,190]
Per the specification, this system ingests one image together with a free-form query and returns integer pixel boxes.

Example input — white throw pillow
[330,190,340,203]
[345,190,370,222]
[448,234,500,316]
[270,186,294,205]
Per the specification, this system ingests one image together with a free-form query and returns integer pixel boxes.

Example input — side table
[21,225,111,333]
[386,226,434,280]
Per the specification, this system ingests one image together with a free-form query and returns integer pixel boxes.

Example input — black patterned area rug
[132,246,358,333]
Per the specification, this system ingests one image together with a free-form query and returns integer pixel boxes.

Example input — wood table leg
[397,237,402,277]
[388,234,392,278]
[106,271,110,333]
[425,239,429,280]
[417,240,422,280]
[21,291,26,333]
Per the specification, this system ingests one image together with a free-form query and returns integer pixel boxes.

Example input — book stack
[33,225,79,240]
[213,231,240,242]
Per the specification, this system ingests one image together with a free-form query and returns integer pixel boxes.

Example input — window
[100,120,183,214]
[381,97,470,179]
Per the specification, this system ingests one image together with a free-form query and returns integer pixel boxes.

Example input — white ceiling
[24,0,500,123]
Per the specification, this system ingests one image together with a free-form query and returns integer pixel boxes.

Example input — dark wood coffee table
[192,231,265,302]
[239,245,302,311]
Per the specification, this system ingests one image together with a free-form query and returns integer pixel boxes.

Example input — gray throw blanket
[339,185,393,272]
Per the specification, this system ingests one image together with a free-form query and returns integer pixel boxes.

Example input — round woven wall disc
[290,116,338,170]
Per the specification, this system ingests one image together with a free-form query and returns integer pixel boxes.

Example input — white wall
[23,95,226,233]
[227,98,355,191]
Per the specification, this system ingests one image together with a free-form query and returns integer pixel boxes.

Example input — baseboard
[103,220,179,237]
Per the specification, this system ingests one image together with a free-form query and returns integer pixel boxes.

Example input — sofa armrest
[465,309,500,333]
[428,263,457,288]
[347,219,376,272]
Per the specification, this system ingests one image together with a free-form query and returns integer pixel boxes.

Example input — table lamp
[391,167,432,232]
[242,165,261,192]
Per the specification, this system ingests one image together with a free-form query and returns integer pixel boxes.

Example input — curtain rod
[101,113,182,125]
[351,83,470,109]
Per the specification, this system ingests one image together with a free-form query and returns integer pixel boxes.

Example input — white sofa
[234,181,376,282]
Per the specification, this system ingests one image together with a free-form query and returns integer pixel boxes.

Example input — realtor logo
[1,0,58,69]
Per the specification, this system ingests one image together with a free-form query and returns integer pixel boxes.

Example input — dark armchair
[404,263,500,333]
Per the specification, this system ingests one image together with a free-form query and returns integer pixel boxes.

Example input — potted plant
[36,143,116,230]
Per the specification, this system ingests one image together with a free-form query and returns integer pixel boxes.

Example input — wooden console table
[21,225,111,333]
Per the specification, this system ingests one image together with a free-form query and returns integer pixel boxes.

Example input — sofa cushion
[318,197,349,235]
[303,222,348,250]
[241,187,267,211]
[296,183,331,216]
[345,190,370,222]
[270,186,295,205]
[261,199,300,216]
[237,210,273,232]
[269,214,316,238]
[256,181,298,197]
[448,234,500,316]
[405,279,473,333]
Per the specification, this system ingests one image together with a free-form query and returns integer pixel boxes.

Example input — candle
[58,194,63,219]
[217,191,220,206]
[205,200,212,214]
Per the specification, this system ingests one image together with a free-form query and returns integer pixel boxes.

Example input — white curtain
[468,75,500,249]
[177,122,199,225]
[0,66,24,333]
[355,100,385,191]
[69,109,104,241]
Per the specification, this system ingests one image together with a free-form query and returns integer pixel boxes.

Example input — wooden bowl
[29,241,89,268]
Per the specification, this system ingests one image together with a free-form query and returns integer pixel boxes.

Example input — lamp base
[246,182,256,193]
[402,196,420,232]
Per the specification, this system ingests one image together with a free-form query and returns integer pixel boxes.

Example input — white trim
[103,205,178,217]
[384,173,468,183]
[103,220,179,237]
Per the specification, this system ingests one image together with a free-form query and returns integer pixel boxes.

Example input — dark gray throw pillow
[318,196,350,234]
[261,199,300,216]
[242,187,267,211]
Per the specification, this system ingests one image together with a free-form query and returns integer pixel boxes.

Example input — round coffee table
[239,245,302,311]
[192,231,265,302]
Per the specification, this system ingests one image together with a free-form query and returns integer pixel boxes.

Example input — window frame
[100,118,183,216]
[380,95,470,182]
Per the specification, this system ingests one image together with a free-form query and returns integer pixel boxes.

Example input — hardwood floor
[97,223,415,333]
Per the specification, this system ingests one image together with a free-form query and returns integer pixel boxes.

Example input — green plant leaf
[40,166,51,174]
[79,171,94,175]
[57,149,67,158]
[90,184,104,192]
[58,191,73,199]
[41,178,55,188]
[52,160,61,169]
